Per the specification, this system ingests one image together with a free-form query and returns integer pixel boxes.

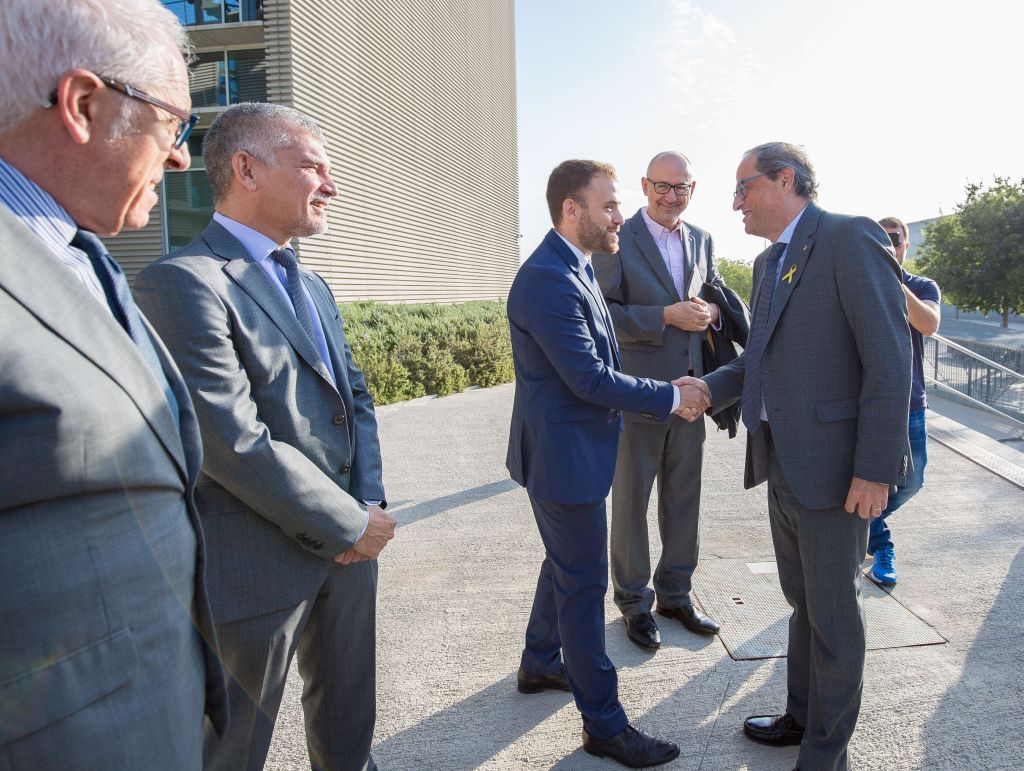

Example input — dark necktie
[741,241,787,433]
[589,259,618,366]
[71,229,179,424]
[271,247,320,346]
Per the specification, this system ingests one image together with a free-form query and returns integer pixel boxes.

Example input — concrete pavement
[266,383,1024,770]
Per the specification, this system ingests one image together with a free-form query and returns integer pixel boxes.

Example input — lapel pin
[782,265,797,284]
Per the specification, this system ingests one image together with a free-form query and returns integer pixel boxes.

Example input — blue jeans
[869,409,927,554]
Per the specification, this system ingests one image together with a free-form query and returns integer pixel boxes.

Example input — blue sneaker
[870,544,897,586]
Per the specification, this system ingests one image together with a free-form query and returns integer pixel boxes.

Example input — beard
[578,208,618,254]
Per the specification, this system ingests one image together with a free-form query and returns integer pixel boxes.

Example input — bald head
[642,151,695,229]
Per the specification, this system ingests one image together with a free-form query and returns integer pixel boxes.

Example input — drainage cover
[691,558,946,660]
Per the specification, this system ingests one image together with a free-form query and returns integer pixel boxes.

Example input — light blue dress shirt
[213,212,337,385]
[0,157,110,311]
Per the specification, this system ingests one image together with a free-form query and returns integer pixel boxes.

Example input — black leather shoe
[582,724,680,768]
[743,713,805,746]
[624,612,661,650]
[656,604,720,635]
[516,666,571,694]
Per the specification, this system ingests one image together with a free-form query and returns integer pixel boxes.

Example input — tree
[916,177,1024,327]
[718,258,753,303]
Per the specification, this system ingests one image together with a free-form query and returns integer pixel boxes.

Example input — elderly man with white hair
[0,1,226,768]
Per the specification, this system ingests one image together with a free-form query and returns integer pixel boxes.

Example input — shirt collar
[213,211,285,263]
[0,156,78,249]
[554,230,590,269]
[640,206,683,241]
[775,204,809,246]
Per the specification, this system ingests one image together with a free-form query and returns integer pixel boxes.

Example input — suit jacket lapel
[766,203,821,342]
[206,222,335,386]
[0,209,188,478]
[630,210,680,301]
[301,271,351,396]
[681,223,704,299]
[545,230,621,369]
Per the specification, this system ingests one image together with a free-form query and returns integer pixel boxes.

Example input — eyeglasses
[46,73,198,150]
[99,76,197,150]
[646,178,694,197]
[733,173,769,200]
[885,231,904,247]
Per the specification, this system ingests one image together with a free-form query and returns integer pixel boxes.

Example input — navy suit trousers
[520,494,628,740]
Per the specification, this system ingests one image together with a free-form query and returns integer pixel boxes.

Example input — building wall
[108,0,519,303]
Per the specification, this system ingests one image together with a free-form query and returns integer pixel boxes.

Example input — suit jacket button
[341,463,351,473]
[333,414,347,425]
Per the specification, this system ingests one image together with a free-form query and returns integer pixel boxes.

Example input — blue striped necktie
[271,247,320,348]
[71,229,180,425]
[741,241,786,433]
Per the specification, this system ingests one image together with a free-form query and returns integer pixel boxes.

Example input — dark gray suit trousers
[611,415,705,615]
[765,428,868,771]
[204,560,378,771]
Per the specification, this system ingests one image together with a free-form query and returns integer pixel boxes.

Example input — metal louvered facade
[107,0,519,304]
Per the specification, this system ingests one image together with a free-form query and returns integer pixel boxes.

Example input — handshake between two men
[672,376,711,422]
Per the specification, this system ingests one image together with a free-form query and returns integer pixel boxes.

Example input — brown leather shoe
[582,724,680,768]
[742,713,805,746]
[656,604,720,635]
[516,665,571,694]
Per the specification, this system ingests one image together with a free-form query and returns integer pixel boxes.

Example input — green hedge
[339,300,515,405]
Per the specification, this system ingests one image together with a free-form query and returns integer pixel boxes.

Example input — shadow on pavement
[922,546,1024,768]
[387,478,520,528]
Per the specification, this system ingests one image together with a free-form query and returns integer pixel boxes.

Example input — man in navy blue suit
[506,160,691,769]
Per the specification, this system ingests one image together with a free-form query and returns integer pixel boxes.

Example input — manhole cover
[691,558,946,660]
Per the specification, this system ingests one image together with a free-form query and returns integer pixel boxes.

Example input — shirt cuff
[671,387,680,413]
[353,503,378,541]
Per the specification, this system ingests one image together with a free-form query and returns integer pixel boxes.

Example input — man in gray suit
[681,142,910,770]
[593,151,723,651]
[0,0,227,767]
[135,103,395,771]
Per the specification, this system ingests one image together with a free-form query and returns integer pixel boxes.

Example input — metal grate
[692,559,947,660]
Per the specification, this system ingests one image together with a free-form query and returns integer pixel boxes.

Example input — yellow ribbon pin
[782,265,797,284]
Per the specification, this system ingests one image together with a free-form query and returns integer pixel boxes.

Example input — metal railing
[924,334,1024,427]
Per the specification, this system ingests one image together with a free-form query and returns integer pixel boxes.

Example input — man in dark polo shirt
[869,216,941,586]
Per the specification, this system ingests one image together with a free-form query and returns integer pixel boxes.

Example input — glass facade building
[106,0,518,303]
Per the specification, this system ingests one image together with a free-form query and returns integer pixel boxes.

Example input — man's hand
[705,300,720,326]
[664,298,711,332]
[844,477,889,519]
[334,504,396,564]
[672,375,710,421]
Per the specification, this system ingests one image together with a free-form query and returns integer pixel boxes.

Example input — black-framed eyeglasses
[99,76,197,150]
[646,177,694,197]
[47,73,197,150]
[885,230,904,247]
[733,172,767,200]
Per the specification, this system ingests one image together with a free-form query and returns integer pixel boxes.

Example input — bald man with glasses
[593,151,726,652]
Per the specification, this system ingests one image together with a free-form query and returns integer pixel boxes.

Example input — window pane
[190,52,226,108]
[161,1,195,26]
[165,170,215,249]
[185,131,205,170]
[229,49,268,103]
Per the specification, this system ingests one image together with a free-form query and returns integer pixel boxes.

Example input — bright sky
[514,0,1024,263]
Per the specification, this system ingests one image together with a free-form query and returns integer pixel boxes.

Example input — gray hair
[203,103,326,202]
[747,142,819,201]
[0,0,190,136]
